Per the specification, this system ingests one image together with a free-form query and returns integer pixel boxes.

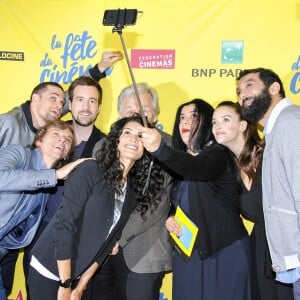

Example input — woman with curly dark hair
[94,116,165,219]
[212,101,293,300]
[27,115,164,300]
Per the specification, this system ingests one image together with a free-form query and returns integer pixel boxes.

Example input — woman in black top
[27,115,165,300]
[212,101,293,300]
[139,99,251,300]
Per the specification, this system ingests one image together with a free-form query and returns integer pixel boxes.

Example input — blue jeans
[0,275,7,300]
[0,248,8,300]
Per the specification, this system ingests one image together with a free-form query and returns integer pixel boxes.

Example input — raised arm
[63,51,123,114]
[139,127,228,181]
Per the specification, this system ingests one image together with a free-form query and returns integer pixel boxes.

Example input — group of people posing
[0,51,299,300]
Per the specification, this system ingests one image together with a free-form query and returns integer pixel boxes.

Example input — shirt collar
[263,98,293,135]
[21,101,36,134]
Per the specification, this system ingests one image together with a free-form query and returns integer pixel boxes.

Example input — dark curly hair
[95,115,165,218]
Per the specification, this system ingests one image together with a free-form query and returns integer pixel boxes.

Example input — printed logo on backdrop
[192,40,243,78]
[130,49,175,133]
[221,41,244,64]
[290,55,300,94]
[39,30,98,84]
[0,51,24,61]
[131,49,175,69]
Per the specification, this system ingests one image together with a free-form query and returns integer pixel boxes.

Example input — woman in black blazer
[27,115,165,300]
[139,99,252,300]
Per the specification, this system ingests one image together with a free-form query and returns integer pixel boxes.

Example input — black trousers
[27,267,58,300]
[0,249,18,296]
[84,248,165,300]
[23,220,49,300]
[27,266,84,300]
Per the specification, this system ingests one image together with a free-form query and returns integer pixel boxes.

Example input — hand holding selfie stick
[103,9,148,127]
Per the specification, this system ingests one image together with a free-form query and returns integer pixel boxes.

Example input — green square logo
[221,41,244,64]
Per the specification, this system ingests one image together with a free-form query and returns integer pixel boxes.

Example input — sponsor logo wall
[1,1,299,299]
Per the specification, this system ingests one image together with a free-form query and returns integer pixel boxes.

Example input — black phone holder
[103,9,138,28]
[102,9,148,127]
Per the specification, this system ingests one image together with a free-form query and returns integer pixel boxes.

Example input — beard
[241,88,272,123]
[73,113,96,127]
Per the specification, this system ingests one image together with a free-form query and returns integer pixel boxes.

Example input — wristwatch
[59,278,72,288]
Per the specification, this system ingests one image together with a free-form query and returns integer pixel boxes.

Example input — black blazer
[152,142,247,259]
[31,160,136,279]
[80,125,105,158]
[65,123,105,158]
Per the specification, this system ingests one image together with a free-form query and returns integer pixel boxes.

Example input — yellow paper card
[170,206,199,257]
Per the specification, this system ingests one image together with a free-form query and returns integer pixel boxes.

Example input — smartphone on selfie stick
[102,9,147,127]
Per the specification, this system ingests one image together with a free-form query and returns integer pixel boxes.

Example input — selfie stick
[112,25,148,128]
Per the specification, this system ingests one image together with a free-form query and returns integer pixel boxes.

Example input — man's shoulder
[277,104,300,123]
[270,105,300,141]
[93,125,106,139]
[72,159,101,179]
[92,136,106,157]
[160,130,172,146]
[286,103,300,114]
[0,105,24,123]
[77,159,99,170]
[0,143,25,153]
[0,144,31,166]
[0,103,34,148]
